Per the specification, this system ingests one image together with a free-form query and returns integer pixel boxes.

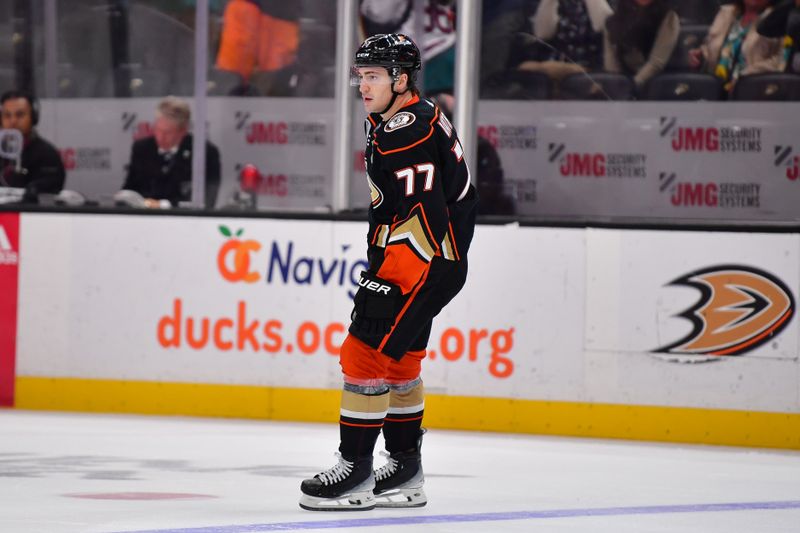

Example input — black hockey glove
[350,270,401,336]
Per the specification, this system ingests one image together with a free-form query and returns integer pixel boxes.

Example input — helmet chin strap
[379,86,401,115]
[378,68,410,115]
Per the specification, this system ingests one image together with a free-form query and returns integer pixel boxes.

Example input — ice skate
[373,429,427,508]
[299,453,376,511]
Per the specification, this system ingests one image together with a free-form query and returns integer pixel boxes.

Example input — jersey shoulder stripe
[373,99,438,155]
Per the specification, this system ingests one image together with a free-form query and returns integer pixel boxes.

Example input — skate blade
[299,491,376,511]
[374,487,427,508]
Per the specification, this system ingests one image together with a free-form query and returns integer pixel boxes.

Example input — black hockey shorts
[350,256,469,361]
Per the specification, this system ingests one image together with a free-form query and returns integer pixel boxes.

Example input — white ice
[1,410,799,533]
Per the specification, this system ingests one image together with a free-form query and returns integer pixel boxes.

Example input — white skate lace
[316,452,354,485]
[374,451,398,482]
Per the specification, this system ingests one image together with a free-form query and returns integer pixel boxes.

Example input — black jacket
[757,0,800,73]
[0,133,66,196]
[122,134,221,207]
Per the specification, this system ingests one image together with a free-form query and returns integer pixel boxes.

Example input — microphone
[0,128,24,173]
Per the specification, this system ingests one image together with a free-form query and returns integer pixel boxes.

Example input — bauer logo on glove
[350,271,401,336]
[358,276,395,295]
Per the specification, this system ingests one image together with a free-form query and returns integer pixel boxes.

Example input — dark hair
[606,0,673,59]
[0,89,40,126]
[400,68,421,95]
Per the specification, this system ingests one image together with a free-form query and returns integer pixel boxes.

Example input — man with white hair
[121,96,221,208]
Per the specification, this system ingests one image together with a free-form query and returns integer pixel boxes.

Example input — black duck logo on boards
[654,265,795,363]
[384,112,415,132]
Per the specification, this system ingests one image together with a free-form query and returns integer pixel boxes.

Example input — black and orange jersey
[363,95,477,295]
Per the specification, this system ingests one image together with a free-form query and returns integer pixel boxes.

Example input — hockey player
[299,33,477,511]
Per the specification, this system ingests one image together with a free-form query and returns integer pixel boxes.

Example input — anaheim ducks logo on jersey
[384,111,416,133]
[656,265,795,357]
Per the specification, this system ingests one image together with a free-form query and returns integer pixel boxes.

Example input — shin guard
[338,387,389,460]
[382,379,424,453]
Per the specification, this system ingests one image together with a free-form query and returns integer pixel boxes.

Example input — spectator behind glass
[604,0,681,89]
[121,96,221,209]
[481,0,538,86]
[757,0,800,73]
[215,0,300,92]
[359,0,456,95]
[430,92,515,216]
[688,0,783,92]
[517,0,613,81]
[0,90,65,202]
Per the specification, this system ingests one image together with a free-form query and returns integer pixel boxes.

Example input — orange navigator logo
[656,265,795,358]
[211,226,369,298]
[217,225,261,283]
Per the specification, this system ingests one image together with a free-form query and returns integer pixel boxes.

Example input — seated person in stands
[475,135,515,216]
[0,90,65,201]
[688,0,783,92]
[757,0,800,73]
[518,0,613,81]
[603,0,681,90]
[431,92,515,215]
[360,0,457,95]
[121,96,220,208]
[215,0,300,95]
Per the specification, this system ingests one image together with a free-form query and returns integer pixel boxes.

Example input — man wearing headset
[0,90,65,201]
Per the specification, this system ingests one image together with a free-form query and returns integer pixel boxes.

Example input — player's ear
[397,72,409,92]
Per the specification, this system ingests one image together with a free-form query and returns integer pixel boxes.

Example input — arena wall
[1,212,798,449]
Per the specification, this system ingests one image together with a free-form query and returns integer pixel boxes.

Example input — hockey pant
[338,258,468,460]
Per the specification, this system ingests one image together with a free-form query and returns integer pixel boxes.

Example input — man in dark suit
[0,90,65,202]
[122,96,221,208]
